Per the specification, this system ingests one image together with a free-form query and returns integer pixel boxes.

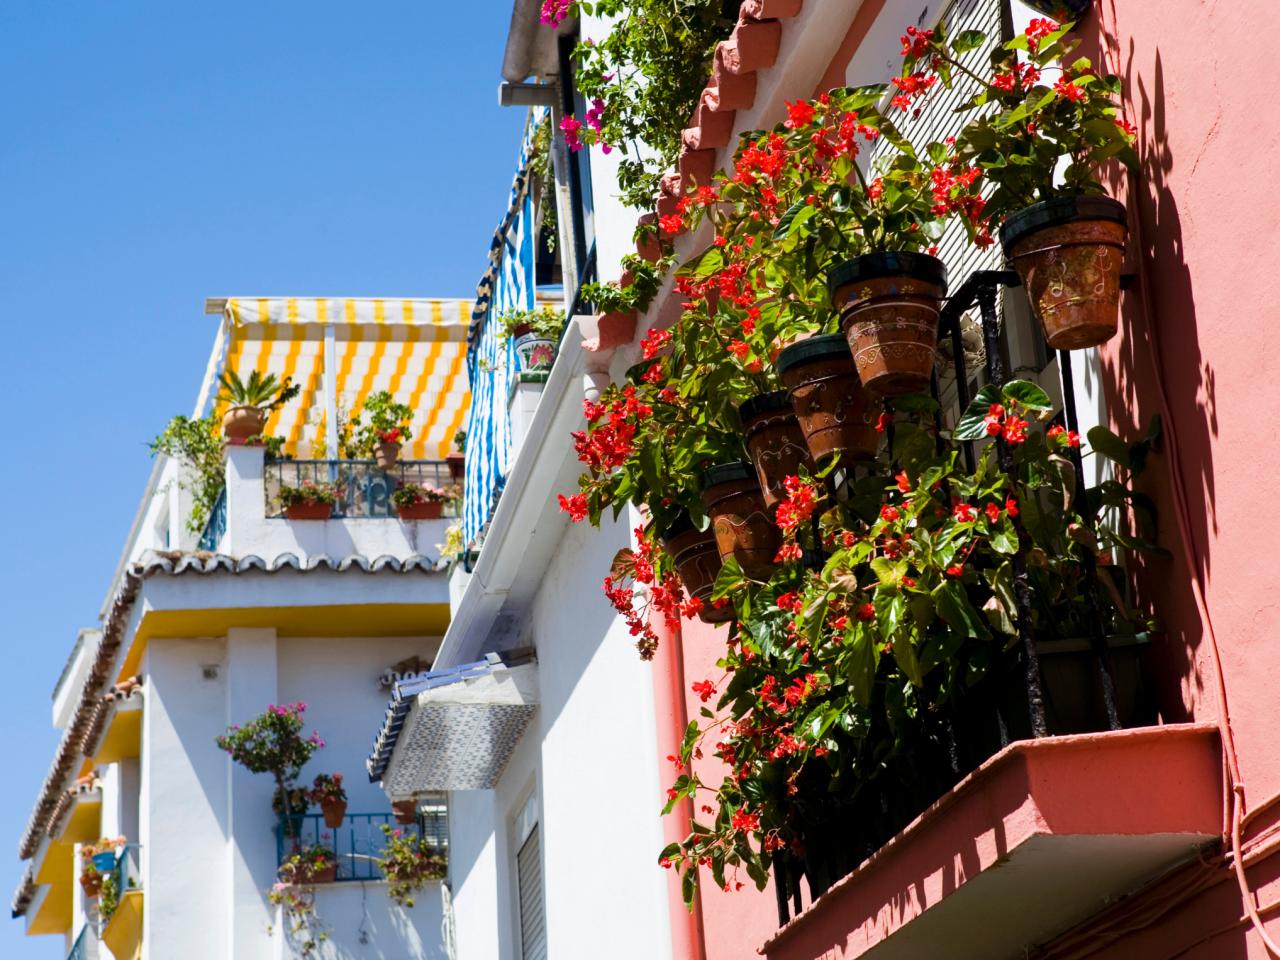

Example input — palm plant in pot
[217,370,300,441]
[350,391,415,469]
[278,480,339,520]
[913,18,1138,348]
[392,482,451,520]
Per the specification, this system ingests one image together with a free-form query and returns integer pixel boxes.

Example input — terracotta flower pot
[375,440,402,470]
[777,334,879,469]
[80,873,102,898]
[321,799,348,829]
[1001,196,1129,350]
[392,800,417,824]
[737,392,814,512]
[660,516,736,625]
[700,463,780,581]
[223,405,267,441]
[446,451,465,481]
[285,501,332,520]
[397,499,444,520]
[830,252,948,396]
[311,863,337,884]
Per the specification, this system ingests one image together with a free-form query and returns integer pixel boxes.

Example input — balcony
[276,806,447,882]
[195,445,457,561]
[99,844,142,960]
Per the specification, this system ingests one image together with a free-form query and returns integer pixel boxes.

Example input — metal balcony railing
[198,488,227,551]
[67,925,91,960]
[276,806,448,882]
[769,269,1153,926]
[265,459,459,520]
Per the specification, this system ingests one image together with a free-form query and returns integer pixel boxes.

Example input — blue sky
[0,2,521,953]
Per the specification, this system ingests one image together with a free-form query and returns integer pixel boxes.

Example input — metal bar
[975,281,1048,739]
[773,853,790,926]
[1055,349,1122,730]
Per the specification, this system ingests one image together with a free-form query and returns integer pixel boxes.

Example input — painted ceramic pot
[738,391,815,512]
[700,462,779,581]
[1001,196,1129,350]
[660,516,736,625]
[830,252,947,397]
[777,334,879,470]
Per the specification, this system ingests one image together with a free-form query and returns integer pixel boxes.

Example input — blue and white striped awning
[463,107,547,547]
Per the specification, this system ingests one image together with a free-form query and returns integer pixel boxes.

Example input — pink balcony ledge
[762,723,1222,960]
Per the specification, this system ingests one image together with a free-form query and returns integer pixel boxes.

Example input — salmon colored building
[622,0,1280,957]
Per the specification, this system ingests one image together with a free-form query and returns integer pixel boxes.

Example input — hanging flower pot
[80,871,103,898]
[700,463,779,581]
[514,332,558,371]
[776,334,879,470]
[829,252,948,396]
[392,800,417,825]
[375,440,402,470]
[1000,196,1129,350]
[737,392,814,512]
[321,798,348,830]
[660,516,735,625]
[285,501,332,521]
[223,404,267,441]
[446,451,465,480]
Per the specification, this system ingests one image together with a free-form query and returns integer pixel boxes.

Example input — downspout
[649,605,708,960]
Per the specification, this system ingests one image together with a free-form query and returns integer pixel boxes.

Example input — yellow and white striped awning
[214,297,473,459]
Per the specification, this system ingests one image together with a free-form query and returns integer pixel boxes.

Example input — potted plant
[216,702,325,842]
[273,785,310,837]
[377,824,446,907]
[278,480,339,520]
[392,483,451,520]
[499,305,566,370]
[391,799,417,825]
[309,773,347,829]
[217,370,300,441]
[349,391,415,469]
[280,841,338,885]
[78,837,124,898]
[776,334,880,470]
[446,430,466,481]
[919,19,1138,348]
[659,515,735,625]
[736,392,814,512]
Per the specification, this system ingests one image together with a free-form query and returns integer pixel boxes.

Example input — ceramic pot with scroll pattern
[1001,196,1129,350]
[738,391,815,512]
[700,462,780,581]
[830,252,948,397]
[660,516,736,624]
[777,334,879,470]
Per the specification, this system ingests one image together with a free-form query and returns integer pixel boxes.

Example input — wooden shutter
[517,826,547,960]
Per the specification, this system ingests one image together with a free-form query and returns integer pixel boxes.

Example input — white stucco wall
[446,509,671,960]
[140,630,446,960]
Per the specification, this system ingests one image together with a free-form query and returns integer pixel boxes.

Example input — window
[514,791,546,960]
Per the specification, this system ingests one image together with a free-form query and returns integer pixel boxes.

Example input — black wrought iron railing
[265,460,458,520]
[276,808,448,882]
[770,269,1152,925]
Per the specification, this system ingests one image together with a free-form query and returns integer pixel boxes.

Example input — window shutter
[517,826,547,960]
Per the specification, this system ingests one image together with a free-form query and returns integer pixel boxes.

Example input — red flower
[857,602,876,621]
[681,596,704,618]
[1002,416,1029,445]
[880,504,900,523]
[728,339,750,360]
[983,403,1005,437]
[895,471,911,493]
[828,615,849,632]
[1046,424,1080,448]
[557,493,588,522]
[1054,78,1086,102]
[953,503,977,523]
[946,564,964,577]
[658,213,685,235]
[1005,498,1019,517]
[784,99,816,129]
[692,679,717,703]
[876,412,890,434]
[901,576,917,588]
[1024,17,1057,52]
[640,327,672,360]
[900,25,934,58]
[774,542,803,563]
[985,502,1001,523]
[730,809,760,833]
[776,592,802,613]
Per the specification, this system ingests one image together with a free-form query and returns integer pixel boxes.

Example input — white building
[12,298,473,959]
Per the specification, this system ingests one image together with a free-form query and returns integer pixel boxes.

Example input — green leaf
[952,29,987,54]
[710,555,745,600]
[990,514,1018,554]
[932,581,990,639]
[1002,379,1053,412]
[772,200,808,240]
[845,622,877,706]
[891,628,924,687]
[870,557,905,585]
[1086,425,1131,467]
[955,384,1004,440]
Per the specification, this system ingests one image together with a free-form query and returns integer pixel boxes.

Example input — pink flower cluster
[539,0,571,27]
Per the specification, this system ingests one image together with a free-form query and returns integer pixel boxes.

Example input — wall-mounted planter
[739,391,814,511]
[284,502,333,521]
[661,515,736,624]
[396,500,445,520]
[830,252,947,396]
[321,799,348,830]
[777,334,879,469]
[1001,195,1128,350]
[701,462,779,580]
[392,800,417,824]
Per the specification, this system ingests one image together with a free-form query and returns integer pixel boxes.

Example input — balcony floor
[762,723,1223,960]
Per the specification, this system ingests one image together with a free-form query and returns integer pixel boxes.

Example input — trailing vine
[150,414,224,535]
